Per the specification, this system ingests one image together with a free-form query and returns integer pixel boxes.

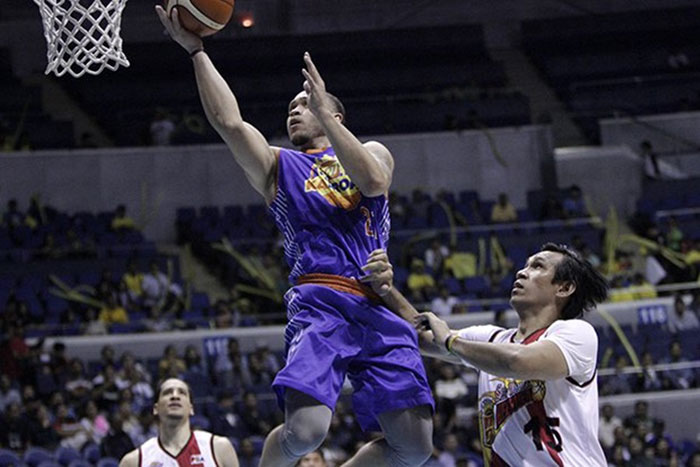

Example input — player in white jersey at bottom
[119,378,239,467]
[360,243,609,467]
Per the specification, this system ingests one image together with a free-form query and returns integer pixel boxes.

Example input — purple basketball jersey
[269,147,390,283]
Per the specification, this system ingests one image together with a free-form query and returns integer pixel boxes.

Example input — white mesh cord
[33,0,130,78]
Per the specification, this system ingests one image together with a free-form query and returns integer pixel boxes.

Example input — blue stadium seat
[55,446,81,466]
[0,448,21,467]
[67,460,92,467]
[23,447,53,467]
[82,443,100,464]
[96,458,119,467]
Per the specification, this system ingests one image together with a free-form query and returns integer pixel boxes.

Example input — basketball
[164,0,235,37]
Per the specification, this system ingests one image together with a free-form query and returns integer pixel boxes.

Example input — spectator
[214,337,251,392]
[661,340,695,390]
[84,308,108,335]
[27,403,60,450]
[490,192,517,223]
[0,402,30,451]
[599,404,622,452]
[246,352,273,390]
[127,409,157,447]
[624,401,655,433]
[433,365,468,418]
[64,359,93,403]
[210,392,247,440]
[142,261,183,310]
[238,437,261,467]
[101,412,135,460]
[98,294,129,325]
[388,192,407,227]
[667,294,699,334]
[562,185,587,218]
[628,435,654,467]
[539,195,564,220]
[253,344,281,375]
[96,268,119,301]
[664,217,684,252]
[143,306,173,333]
[111,204,137,232]
[407,258,436,302]
[3,199,24,229]
[437,433,463,467]
[430,286,459,317]
[297,449,327,467]
[0,374,21,413]
[157,344,186,379]
[636,351,663,392]
[80,400,110,447]
[122,259,144,304]
[92,364,121,411]
[238,392,274,437]
[149,108,176,146]
[601,355,634,395]
[184,345,206,374]
[54,403,86,450]
[424,238,450,273]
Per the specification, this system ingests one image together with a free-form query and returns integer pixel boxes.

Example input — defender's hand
[155,5,203,55]
[360,249,393,297]
[415,312,452,346]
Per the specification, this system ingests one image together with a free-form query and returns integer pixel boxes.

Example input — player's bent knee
[388,434,433,467]
[279,418,328,458]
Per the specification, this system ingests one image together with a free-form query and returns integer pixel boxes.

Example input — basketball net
[33,0,130,78]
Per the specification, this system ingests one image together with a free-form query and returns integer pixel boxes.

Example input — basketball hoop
[33,0,130,78]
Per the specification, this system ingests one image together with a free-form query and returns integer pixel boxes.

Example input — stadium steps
[490,47,587,147]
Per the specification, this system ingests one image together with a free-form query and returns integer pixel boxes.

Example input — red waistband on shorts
[296,273,382,302]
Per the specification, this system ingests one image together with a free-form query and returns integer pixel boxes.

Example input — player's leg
[341,404,433,467]
[259,388,333,467]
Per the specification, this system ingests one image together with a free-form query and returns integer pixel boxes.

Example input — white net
[33,0,130,78]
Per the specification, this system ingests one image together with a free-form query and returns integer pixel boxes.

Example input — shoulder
[546,319,597,339]
[119,448,140,467]
[363,141,394,165]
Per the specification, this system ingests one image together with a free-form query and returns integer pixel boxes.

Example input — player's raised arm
[302,52,393,197]
[155,6,277,202]
[118,449,139,467]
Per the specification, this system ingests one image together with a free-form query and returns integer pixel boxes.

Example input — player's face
[287,91,324,147]
[510,251,564,311]
[153,378,193,420]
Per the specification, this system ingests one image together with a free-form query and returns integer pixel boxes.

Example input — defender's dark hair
[155,378,194,404]
[541,242,608,319]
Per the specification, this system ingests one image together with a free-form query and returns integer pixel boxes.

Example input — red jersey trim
[138,447,142,467]
[297,273,381,302]
[157,431,194,460]
[491,450,510,467]
[510,327,549,344]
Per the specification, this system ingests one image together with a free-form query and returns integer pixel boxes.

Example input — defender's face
[287,91,324,147]
[510,251,564,310]
[153,378,193,420]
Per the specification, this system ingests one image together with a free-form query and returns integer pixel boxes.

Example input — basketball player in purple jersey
[157,7,434,467]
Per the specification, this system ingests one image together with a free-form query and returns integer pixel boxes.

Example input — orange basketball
[164,0,235,37]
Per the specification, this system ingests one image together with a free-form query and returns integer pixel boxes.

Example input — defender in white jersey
[119,378,239,467]
[361,243,609,467]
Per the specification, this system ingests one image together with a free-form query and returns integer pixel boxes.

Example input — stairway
[160,244,230,303]
[490,48,588,147]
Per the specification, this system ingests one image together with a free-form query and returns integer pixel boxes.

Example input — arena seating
[53,24,529,146]
[522,6,700,142]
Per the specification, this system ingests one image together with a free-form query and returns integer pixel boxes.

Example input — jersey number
[360,207,376,238]
[523,415,562,453]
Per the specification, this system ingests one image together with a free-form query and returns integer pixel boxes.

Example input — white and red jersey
[456,320,606,467]
[139,430,219,467]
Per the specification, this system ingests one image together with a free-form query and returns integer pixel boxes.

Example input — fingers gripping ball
[165,0,234,37]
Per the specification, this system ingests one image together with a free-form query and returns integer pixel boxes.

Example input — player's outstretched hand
[155,5,203,55]
[301,52,336,118]
[415,312,452,346]
[360,249,393,297]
